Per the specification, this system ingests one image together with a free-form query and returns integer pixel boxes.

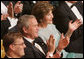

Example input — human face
[43,10,54,24]
[12,38,26,57]
[26,18,39,39]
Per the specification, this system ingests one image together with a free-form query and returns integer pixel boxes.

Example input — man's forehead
[14,38,23,43]
[29,18,38,24]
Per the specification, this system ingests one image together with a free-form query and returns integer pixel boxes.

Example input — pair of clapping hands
[46,34,68,58]
[46,19,82,58]
[1,1,23,21]
[7,1,23,18]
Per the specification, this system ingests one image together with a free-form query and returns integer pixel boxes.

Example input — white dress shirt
[65,1,83,24]
[8,17,18,30]
[24,36,45,55]
[6,54,12,58]
[1,2,18,29]
[1,1,8,14]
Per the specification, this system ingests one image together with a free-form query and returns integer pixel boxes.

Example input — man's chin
[36,35,38,38]
[35,35,38,38]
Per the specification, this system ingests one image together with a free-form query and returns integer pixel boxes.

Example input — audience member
[53,1,83,53]
[31,2,83,58]
[1,1,23,39]
[1,1,83,58]
[3,32,26,58]
[17,15,62,58]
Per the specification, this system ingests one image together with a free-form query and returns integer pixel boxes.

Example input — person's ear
[9,44,15,51]
[23,26,28,33]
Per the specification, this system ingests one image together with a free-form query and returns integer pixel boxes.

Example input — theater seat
[1,40,5,58]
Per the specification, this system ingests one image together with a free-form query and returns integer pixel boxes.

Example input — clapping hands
[46,35,55,54]
[7,2,14,18]
[57,33,70,52]
[14,1,23,14]
[7,1,23,18]
[69,19,82,32]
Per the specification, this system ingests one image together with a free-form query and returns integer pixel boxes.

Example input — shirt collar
[1,1,8,14]
[6,54,12,58]
[65,1,73,8]
[24,36,35,44]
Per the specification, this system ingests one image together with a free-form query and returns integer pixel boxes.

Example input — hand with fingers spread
[65,19,83,38]
[46,35,55,54]
[69,19,82,32]
[7,2,14,18]
[46,35,61,58]
[57,33,70,52]
[14,1,23,14]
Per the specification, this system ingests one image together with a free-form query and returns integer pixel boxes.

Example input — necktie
[32,43,45,58]
[71,3,76,8]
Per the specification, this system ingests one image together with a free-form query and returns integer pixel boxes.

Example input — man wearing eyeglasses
[3,32,26,58]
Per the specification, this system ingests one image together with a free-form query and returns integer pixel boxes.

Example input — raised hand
[65,19,83,38]
[69,19,82,32]
[14,1,23,14]
[7,2,14,18]
[57,33,70,52]
[46,35,55,54]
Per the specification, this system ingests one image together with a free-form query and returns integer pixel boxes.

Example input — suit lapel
[34,37,48,54]
[63,2,77,21]
[23,37,46,58]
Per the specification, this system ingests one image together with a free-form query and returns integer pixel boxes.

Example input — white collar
[6,54,12,58]
[1,1,8,14]
[24,36,35,44]
[65,1,73,8]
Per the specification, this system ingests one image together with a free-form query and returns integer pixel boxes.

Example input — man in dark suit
[17,15,55,58]
[53,1,83,53]
[1,1,23,39]
[1,1,37,39]
[3,32,26,58]
[1,18,11,39]
[16,14,73,58]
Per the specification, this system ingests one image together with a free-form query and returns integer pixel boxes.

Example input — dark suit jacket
[23,37,48,58]
[53,1,83,53]
[75,1,83,16]
[4,55,9,58]
[1,18,11,39]
[21,1,35,15]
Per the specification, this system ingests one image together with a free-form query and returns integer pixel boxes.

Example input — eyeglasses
[12,43,25,46]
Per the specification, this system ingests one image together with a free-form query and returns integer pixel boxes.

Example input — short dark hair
[3,32,23,52]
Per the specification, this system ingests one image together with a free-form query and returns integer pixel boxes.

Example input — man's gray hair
[17,15,36,34]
